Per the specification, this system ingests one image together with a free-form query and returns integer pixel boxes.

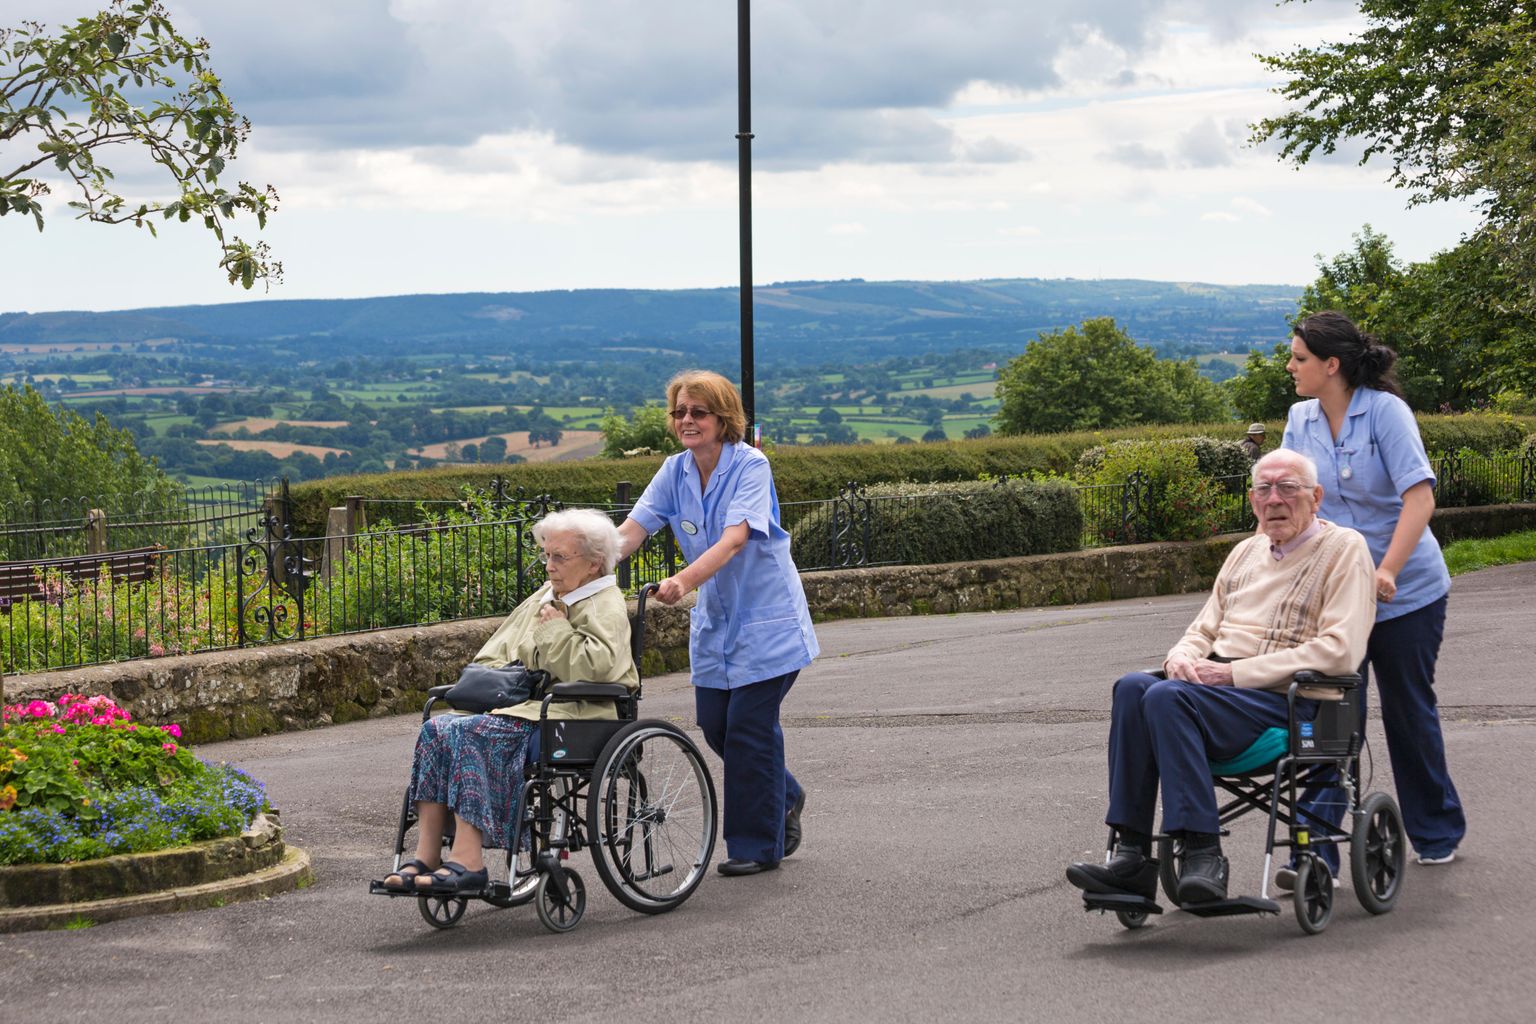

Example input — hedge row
[285,413,1536,535]
[789,479,1083,568]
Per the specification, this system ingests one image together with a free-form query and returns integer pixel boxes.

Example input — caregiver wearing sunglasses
[1280,310,1465,885]
[618,369,819,877]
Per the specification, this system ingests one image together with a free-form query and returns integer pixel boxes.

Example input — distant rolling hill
[0,277,1300,366]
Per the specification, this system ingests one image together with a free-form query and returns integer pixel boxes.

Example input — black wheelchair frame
[369,583,720,932]
[1083,670,1407,935]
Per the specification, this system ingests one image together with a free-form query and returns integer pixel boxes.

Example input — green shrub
[1082,440,1240,544]
[789,478,1082,568]
[1075,435,1252,480]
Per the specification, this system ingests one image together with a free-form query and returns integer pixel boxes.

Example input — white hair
[1253,448,1319,488]
[532,508,621,573]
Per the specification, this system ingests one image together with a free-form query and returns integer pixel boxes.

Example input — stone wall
[6,503,1532,743]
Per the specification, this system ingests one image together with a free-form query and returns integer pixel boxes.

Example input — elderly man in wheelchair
[1068,449,1405,933]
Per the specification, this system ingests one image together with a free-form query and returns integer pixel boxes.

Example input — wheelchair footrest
[1081,892,1163,916]
[1178,896,1281,918]
[366,879,494,900]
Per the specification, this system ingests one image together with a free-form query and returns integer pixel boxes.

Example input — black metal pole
[736,0,755,439]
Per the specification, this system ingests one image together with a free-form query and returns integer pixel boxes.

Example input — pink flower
[161,742,178,755]
[148,643,165,657]
[127,724,137,731]
[51,725,66,734]
[25,700,54,719]
[161,723,183,739]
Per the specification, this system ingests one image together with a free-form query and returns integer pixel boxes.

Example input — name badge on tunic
[1340,465,1352,480]
[680,520,698,535]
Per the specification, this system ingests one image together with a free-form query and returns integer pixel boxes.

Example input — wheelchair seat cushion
[1209,727,1287,776]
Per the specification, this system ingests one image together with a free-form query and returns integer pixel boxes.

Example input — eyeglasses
[1251,480,1308,499]
[537,550,580,566]
[669,406,714,421]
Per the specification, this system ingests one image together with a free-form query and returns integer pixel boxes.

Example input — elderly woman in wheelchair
[369,508,718,931]
[1068,450,1408,934]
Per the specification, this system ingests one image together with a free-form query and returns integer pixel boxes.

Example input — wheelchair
[1082,670,1407,935]
[368,583,719,932]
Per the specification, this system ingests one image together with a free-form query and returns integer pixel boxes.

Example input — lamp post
[736,0,755,439]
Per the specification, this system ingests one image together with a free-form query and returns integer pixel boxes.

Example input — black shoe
[1066,844,1158,900]
[1178,849,1230,903]
[717,858,779,877]
[783,791,806,858]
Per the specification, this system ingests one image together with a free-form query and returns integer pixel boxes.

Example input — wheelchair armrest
[547,682,631,700]
[1292,671,1362,690]
[426,684,453,699]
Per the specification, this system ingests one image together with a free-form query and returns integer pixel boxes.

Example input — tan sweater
[1165,520,1376,695]
[472,581,639,722]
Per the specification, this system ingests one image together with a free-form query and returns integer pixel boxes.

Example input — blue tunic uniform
[1282,386,1450,620]
[630,441,819,687]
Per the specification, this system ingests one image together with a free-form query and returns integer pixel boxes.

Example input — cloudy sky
[3,0,1480,313]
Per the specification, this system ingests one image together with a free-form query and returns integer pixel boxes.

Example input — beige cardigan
[472,579,639,722]
[1165,520,1376,696]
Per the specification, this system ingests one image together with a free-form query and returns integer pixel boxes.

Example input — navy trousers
[1107,672,1307,837]
[1298,596,1464,872]
[695,671,803,863]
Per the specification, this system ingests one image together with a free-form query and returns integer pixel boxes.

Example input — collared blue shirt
[1282,387,1450,622]
[630,441,819,688]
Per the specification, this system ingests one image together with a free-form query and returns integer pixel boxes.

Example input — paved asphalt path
[5,563,1535,1023]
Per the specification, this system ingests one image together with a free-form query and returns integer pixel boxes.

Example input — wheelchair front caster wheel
[1115,909,1149,930]
[418,894,468,929]
[536,866,587,933]
[1293,856,1334,935]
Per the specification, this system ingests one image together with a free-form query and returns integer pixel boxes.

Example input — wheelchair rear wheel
[587,719,718,914]
[1351,791,1406,915]
[1293,856,1334,934]
[418,894,468,929]
[1156,837,1184,907]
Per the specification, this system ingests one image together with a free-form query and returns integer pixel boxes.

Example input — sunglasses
[669,406,714,421]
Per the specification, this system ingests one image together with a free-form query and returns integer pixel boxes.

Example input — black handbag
[443,662,551,713]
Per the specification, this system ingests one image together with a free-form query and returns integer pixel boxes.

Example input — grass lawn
[1442,530,1536,576]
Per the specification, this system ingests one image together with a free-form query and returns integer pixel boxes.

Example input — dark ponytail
[1293,311,1405,399]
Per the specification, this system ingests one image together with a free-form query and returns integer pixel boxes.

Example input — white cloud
[1201,211,1241,222]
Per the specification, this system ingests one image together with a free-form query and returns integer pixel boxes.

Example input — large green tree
[1,0,279,287]
[0,384,180,512]
[994,317,1229,434]
[1291,226,1535,409]
[1253,2,1536,307]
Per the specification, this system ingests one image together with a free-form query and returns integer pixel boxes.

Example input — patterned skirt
[408,713,535,851]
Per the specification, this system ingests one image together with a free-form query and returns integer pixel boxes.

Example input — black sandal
[377,858,434,892]
[418,860,490,895]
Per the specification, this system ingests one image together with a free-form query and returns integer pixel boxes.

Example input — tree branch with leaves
[1,0,280,288]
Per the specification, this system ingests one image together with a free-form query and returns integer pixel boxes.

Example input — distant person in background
[1242,423,1266,462]
[1280,310,1464,884]
[618,370,818,877]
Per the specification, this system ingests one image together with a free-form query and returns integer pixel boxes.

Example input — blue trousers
[695,671,803,863]
[1107,672,1308,837]
[1298,596,1464,872]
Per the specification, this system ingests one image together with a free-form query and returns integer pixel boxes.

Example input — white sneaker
[1416,850,1457,865]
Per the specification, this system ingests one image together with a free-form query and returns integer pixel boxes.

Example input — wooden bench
[0,547,161,606]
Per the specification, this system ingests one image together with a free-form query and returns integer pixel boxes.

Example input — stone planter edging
[0,845,312,932]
